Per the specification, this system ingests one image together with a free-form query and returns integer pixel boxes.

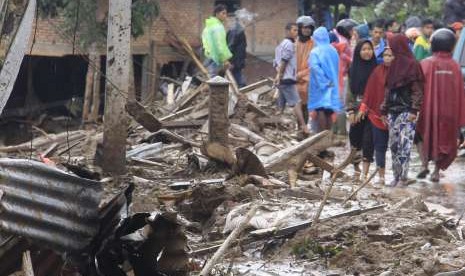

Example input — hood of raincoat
[313,27,330,47]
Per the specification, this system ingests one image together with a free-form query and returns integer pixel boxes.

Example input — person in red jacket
[416,28,465,182]
[358,47,393,185]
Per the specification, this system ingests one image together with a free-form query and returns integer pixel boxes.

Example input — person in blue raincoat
[308,27,342,132]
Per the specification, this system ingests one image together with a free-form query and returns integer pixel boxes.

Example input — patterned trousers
[388,112,416,181]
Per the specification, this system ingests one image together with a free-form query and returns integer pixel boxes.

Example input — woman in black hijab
[347,40,378,181]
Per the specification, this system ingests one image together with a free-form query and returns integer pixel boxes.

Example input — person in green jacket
[202,4,233,77]
[413,19,434,61]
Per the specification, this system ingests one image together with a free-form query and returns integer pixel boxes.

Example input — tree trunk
[102,0,131,174]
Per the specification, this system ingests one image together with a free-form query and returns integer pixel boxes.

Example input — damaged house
[1,0,369,137]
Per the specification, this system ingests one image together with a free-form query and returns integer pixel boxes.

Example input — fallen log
[126,100,163,132]
[200,205,258,276]
[263,130,330,171]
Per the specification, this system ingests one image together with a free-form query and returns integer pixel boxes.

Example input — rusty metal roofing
[0,158,102,254]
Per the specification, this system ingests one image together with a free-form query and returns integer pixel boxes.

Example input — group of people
[200,4,465,187]
[273,15,465,186]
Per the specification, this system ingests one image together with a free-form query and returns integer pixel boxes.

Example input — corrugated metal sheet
[0,158,102,253]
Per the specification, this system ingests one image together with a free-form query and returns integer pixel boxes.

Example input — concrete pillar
[207,76,230,145]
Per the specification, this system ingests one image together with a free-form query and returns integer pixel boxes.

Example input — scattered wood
[190,204,387,257]
[250,204,387,238]
[200,205,258,276]
[343,168,379,205]
[306,154,346,178]
[126,100,163,132]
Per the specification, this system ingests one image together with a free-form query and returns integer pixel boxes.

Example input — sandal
[416,169,430,179]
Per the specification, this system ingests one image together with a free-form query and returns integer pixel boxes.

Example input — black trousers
[349,118,374,163]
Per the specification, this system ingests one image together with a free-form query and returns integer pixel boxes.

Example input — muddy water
[333,142,465,215]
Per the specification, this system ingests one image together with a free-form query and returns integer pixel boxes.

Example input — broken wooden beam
[126,100,163,132]
[240,79,273,93]
[263,130,331,171]
[163,120,205,129]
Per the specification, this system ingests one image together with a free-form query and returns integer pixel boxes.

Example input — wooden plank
[263,131,331,171]
[0,0,36,114]
[160,106,195,122]
[126,100,163,132]
[240,79,273,93]
[163,120,206,129]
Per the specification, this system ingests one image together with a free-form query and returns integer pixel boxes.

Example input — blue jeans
[372,125,389,168]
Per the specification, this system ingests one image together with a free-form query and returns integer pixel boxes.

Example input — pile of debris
[1,36,465,276]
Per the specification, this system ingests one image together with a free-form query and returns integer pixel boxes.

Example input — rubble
[0,30,464,276]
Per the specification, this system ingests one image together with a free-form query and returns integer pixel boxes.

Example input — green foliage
[37,0,159,48]
[351,0,445,23]
[292,238,342,260]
